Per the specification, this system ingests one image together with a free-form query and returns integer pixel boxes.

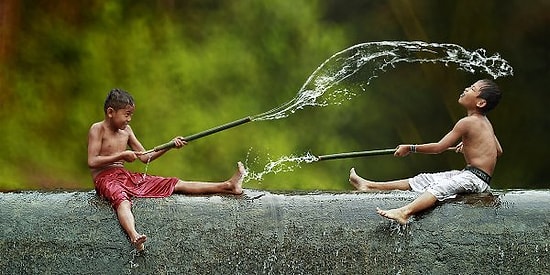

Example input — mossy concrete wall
[1,190,549,274]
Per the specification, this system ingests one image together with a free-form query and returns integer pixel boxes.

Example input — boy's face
[107,104,135,130]
[458,81,486,110]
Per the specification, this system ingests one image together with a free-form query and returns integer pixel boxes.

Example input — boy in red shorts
[88,88,245,251]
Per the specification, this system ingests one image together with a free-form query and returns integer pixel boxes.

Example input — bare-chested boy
[349,79,503,224]
[88,88,246,251]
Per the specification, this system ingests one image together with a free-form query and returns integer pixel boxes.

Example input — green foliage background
[0,0,548,191]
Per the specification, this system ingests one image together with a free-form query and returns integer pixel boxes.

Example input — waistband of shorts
[93,166,126,182]
[464,166,491,184]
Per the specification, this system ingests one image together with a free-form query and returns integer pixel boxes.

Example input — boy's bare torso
[459,114,499,175]
[89,121,130,179]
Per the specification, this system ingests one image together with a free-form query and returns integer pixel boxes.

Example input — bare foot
[132,234,147,251]
[225,161,246,195]
[349,168,376,192]
[376,207,410,225]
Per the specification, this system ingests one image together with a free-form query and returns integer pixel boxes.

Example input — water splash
[251,41,513,121]
[138,154,153,184]
[244,151,319,182]
[128,249,141,268]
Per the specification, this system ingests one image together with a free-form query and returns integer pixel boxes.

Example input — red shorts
[93,167,179,209]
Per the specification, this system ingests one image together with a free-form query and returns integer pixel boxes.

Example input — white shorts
[409,169,490,201]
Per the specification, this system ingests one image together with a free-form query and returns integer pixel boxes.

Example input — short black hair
[104,88,134,113]
[477,79,501,114]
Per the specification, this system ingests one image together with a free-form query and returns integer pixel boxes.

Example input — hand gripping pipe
[142,116,252,154]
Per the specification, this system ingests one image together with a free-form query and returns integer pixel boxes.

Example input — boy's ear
[476,98,487,109]
[106,107,115,117]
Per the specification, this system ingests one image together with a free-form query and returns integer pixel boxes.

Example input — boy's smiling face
[107,104,135,130]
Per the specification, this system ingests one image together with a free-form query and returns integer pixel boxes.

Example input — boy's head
[476,79,501,114]
[104,88,134,114]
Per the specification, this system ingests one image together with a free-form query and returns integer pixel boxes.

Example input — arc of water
[252,41,513,121]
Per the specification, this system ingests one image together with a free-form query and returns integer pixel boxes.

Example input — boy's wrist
[409,144,417,153]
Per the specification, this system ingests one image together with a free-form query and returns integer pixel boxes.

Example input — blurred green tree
[0,0,548,191]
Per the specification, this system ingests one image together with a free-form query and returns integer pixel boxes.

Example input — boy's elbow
[87,158,100,169]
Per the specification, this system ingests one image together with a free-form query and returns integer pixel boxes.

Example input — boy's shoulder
[458,114,488,124]
[89,121,105,132]
[453,115,487,132]
[456,115,493,136]
[90,120,103,127]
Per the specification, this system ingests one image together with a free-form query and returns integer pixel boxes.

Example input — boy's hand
[120,150,138,162]
[394,145,411,157]
[455,142,464,153]
[172,136,188,149]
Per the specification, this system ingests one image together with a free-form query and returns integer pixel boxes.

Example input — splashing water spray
[141,41,513,180]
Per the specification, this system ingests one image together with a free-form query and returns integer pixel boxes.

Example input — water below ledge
[1,189,549,274]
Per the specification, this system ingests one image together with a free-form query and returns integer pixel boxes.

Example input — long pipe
[317,147,457,161]
[142,116,252,154]
[317,148,396,161]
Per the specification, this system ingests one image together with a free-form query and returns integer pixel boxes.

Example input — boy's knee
[112,192,131,210]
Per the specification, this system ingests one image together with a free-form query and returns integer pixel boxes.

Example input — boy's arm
[126,125,152,163]
[126,126,184,163]
[395,118,467,156]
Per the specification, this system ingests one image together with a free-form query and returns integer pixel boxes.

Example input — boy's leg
[376,191,438,224]
[116,200,146,251]
[349,168,411,191]
[174,162,246,195]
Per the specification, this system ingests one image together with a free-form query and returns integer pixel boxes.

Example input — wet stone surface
[0,190,549,274]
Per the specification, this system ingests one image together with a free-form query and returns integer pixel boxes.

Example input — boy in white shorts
[349,79,503,224]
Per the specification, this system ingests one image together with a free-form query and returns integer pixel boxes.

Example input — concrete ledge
[1,190,549,274]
